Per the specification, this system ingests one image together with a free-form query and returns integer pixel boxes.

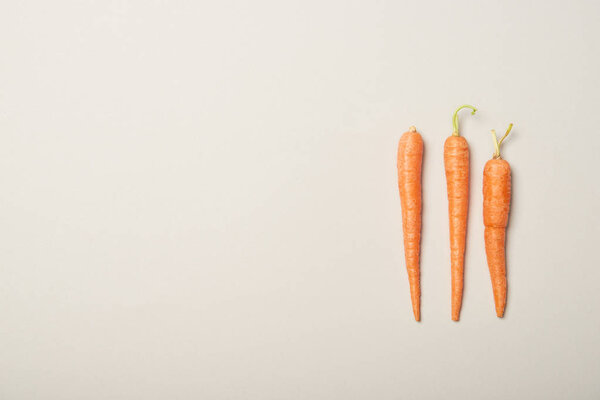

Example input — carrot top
[452,105,478,136]
[490,123,514,159]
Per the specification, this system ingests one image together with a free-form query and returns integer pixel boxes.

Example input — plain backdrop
[1,1,600,399]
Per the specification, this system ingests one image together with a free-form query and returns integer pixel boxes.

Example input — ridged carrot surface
[444,105,476,321]
[445,136,469,320]
[483,124,513,318]
[397,126,423,321]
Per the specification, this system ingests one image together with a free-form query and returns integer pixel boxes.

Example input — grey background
[1,1,599,399]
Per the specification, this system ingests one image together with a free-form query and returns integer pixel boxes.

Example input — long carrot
[445,105,477,321]
[483,123,513,318]
[397,126,423,321]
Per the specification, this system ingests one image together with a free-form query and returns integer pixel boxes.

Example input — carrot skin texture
[397,129,423,321]
[444,136,469,321]
[483,159,511,317]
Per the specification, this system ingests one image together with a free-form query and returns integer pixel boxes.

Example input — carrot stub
[483,123,513,318]
[445,105,477,321]
[397,126,423,321]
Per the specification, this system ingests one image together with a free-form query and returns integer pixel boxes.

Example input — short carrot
[397,126,423,321]
[483,123,513,318]
[445,105,477,321]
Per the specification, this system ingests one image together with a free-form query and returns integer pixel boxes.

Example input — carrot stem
[452,105,477,136]
[491,123,514,159]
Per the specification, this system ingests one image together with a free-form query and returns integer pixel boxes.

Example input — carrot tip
[413,308,420,321]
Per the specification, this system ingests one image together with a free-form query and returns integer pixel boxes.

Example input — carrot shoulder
[483,124,513,318]
[397,126,423,321]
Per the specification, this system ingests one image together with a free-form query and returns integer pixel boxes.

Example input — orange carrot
[397,126,423,321]
[483,123,513,318]
[445,105,477,321]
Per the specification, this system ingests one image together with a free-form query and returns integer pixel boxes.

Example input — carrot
[445,105,477,321]
[397,126,423,321]
[483,123,513,318]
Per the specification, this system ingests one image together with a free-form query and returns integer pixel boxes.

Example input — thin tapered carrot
[397,126,423,321]
[445,105,477,321]
[483,123,513,318]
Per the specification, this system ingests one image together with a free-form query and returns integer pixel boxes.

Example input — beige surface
[1,1,599,399]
